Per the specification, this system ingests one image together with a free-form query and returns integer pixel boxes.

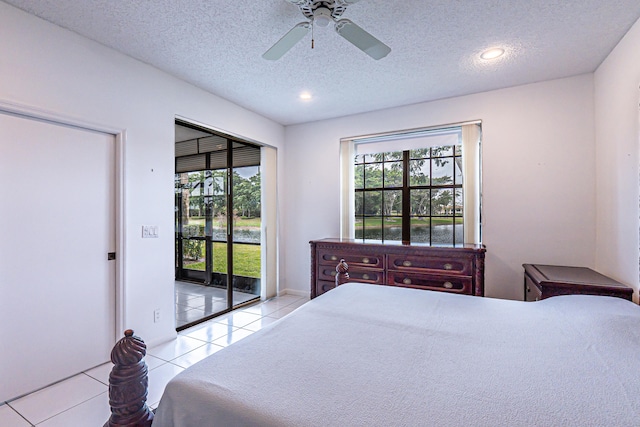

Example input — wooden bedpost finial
[104,330,154,427]
[336,258,350,287]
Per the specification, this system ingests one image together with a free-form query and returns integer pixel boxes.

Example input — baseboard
[278,288,308,297]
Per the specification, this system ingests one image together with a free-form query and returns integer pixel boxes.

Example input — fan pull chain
[311,21,315,49]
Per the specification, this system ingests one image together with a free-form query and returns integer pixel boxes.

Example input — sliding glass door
[231,156,262,303]
[174,122,261,329]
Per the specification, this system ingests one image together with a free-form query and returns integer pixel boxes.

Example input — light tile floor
[0,293,308,426]
[175,280,260,328]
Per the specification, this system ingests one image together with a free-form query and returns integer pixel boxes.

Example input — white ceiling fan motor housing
[313,7,333,27]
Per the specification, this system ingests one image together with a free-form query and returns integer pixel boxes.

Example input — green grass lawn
[183,242,260,278]
[234,217,261,228]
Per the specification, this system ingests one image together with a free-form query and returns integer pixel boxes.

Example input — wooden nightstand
[523,264,633,301]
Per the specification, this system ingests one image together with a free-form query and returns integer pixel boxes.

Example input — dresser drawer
[387,272,472,294]
[317,249,384,269]
[388,254,472,275]
[318,265,384,284]
[310,239,486,299]
[316,280,336,296]
[524,275,542,301]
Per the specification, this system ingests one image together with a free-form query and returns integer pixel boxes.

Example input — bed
[138,281,640,426]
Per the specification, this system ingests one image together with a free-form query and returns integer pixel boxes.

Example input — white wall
[283,74,596,300]
[3,0,635,354]
[594,17,640,296]
[0,2,285,345]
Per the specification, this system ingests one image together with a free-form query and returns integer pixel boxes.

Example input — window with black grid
[354,145,463,245]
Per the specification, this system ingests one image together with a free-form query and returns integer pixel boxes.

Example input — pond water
[357,224,463,245]
[211,228,261,244]
[209,224,463,245]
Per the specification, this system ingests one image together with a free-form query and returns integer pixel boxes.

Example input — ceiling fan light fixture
[299,92,312,100]
[313,7,333,27]
[480,47,505,60]
[264,1,390,60]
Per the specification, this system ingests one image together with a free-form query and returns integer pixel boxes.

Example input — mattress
[153,283,640,426]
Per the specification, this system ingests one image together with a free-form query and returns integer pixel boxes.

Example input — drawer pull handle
[403,278,412,285]
[330,271,337,276]
[362,257,370,264]
[402,260,412,267]
[362,274,370,280]
[443,281,453,289]
[444,263,453,270]
[330,255,337,261]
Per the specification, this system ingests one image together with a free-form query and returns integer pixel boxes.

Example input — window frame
[341,122,481,246]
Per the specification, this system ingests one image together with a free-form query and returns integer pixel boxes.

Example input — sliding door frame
[175,117,268,330]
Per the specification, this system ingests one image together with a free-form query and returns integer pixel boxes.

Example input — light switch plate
[142,225,158,238]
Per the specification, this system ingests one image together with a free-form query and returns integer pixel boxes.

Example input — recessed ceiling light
[299,92,312,101]
[480,48,505,60]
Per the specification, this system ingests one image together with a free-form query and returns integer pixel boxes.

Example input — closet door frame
[0,100,126,338]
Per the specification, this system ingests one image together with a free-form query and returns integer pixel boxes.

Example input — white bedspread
[153,283,640,426]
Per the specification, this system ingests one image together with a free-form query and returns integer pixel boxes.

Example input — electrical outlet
[154,309,161,323]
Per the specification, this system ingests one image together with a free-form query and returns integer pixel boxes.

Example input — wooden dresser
[523,264,633,301]
[310,238,486,299]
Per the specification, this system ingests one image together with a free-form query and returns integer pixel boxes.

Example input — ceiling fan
[263,0,391,61]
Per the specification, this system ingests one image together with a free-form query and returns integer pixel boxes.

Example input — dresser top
[523,264,630,289]
[311,238,485,252]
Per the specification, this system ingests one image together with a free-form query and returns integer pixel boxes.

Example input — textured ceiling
[4,0,640,126]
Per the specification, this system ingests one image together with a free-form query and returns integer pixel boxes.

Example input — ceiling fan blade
[262,22,311,60]
[335,19,390,60]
